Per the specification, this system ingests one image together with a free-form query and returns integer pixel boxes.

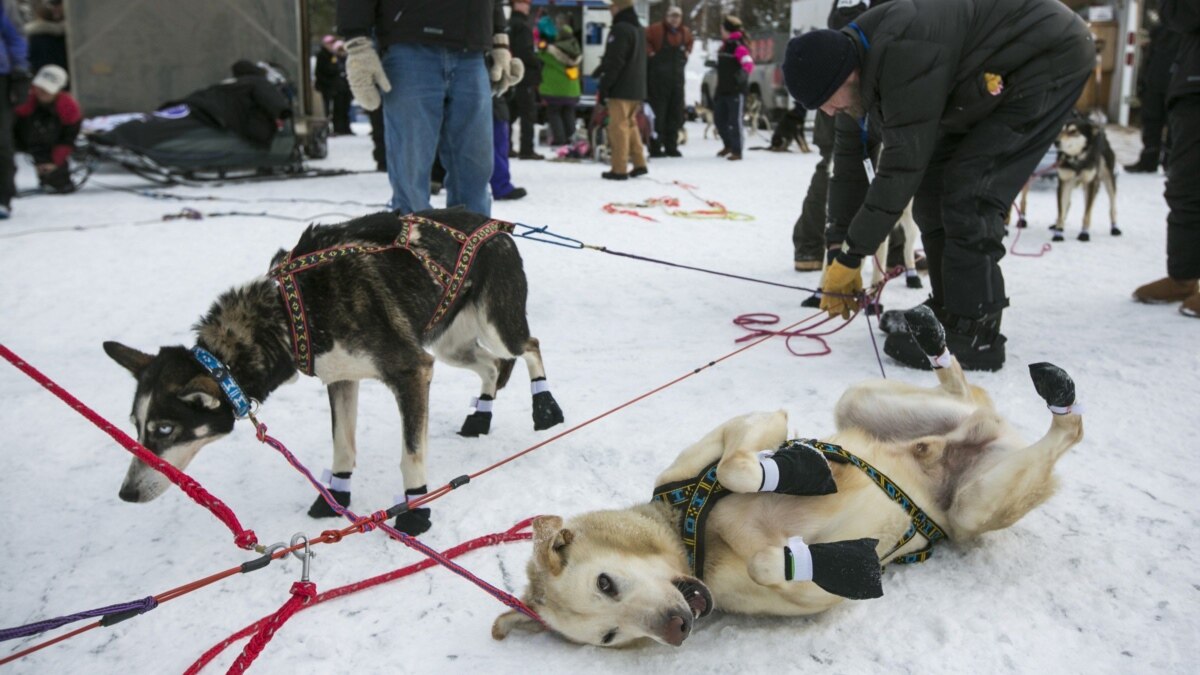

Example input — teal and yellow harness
[268,215,514,375]
[651,439,949,577]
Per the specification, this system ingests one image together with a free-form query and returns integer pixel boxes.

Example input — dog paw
[906,275,924,289]
[902,305,946,357]
[1077,231,1090,242]
[458,411,492,437]
[801,293,821,308]
[307,490,350,518]
[748,549,788,586]
[1028,362,1076,409]
[863,299,884,317]
[1017,217,1028,229]
[1051,228,1065,242]
[393,507,432,536]
[1111,226,1122,236]
[532,391,564,431]
[809,539,883,600]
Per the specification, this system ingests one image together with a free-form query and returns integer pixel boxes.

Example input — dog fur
[493,348,1083,647]
[103,208,564,534]
[1053,116,1120,242]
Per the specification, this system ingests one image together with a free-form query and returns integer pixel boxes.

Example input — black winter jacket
[598,7,646,102]
[828,0,1094,257]
[171,75,292,147]
[337,0,505,53]
[509,10,542,87]
[1163,0,1200,102]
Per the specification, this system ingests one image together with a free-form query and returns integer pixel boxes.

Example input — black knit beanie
[783,30,860,110]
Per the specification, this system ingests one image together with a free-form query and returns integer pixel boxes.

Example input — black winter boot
[884,311,1006,371]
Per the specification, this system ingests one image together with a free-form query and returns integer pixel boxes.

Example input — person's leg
[516,84,538,156]
[627,101,647,170]
[333,87,353,134]
[664,80,685,154]
[647,82,667,156]
[491,118,516,197]
[440,49,493,216]
[1165,95,1200,282]
[546,103,564,146]
[562,103,578,143]
[713,95,734,152]
[1131,89,1167,170]
[607,99,632,174]
[381,44,446,213]
[0,78,13,212]
[369,106,386,171]
[730,94,745,156]
[793,113,835,265]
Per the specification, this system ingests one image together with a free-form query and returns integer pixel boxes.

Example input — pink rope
[224,581,315,675]
[0,343,258,550]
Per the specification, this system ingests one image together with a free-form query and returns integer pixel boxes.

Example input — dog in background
[690,103,716,140]
[104,209,564,536]
[1053,116,1120,242]
[493,308,1083,647]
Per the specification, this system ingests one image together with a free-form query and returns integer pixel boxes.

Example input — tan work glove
[344,37,391,111]
[819,256,864,320]
[490,33,525,96]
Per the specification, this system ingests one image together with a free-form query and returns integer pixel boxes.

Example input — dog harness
[652,439,949,576]
[809,439,949,564]
[267,214,514,375]
[651,460,729,579]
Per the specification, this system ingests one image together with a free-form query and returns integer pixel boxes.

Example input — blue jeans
[713,94,743,156]
[381,43,492,215]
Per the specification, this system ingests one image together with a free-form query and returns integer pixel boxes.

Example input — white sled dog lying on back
[493,307,1084,648]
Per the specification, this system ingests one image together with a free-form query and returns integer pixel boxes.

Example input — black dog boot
[759,440,837,496]
[784,536,883,600]
[1111,224,1122,236]
[904,305,949,366]
[393,486,432,536]
[905,271,924,289]
[459,395,493,437]
[308,470,352,518]
[1029,362,1078,413]
[886,311,1006,372]
[878,296,943,335]
[531,378,564,431]
[801,291,822,308]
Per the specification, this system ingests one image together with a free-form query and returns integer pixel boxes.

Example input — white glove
[344,37,391,111]
[489,33,525,96]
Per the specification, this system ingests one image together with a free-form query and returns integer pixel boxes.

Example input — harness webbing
[651,461,729,578]
[804,439,949,564]
[267,215,514,375]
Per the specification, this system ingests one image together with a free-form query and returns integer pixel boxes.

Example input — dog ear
[178,375,223,410]
[533,515,573,575]
[103,341,154,378]
[492,609,546,640]
[907,436,947,464]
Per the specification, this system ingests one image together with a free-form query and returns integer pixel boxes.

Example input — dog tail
[495,358,517,391]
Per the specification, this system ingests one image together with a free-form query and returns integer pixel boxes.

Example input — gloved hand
[489,33,525,96]
[8,68,30,106]
[343,37,391,111]
[819,253,863,320]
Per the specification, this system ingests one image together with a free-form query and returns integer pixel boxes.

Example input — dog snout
[660,610,693,647]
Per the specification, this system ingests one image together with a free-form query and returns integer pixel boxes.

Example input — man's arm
[826,113,871,248]
[1160,0,1200,33]
[336,1,378,39]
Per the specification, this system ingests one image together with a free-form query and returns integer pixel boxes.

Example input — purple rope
[0,597,158,642]
[594,247,830,296]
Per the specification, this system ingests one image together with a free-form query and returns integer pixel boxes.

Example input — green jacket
[539,39,583,99]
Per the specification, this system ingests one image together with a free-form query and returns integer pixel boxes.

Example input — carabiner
[289,532,313,582]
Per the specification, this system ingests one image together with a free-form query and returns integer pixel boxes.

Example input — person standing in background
[1132,0,1200,318]
[331,40,355,135]
[712,15,752,161]
[645,4,692,158]
[1126,8,1181,173]
[338,0,522,217]
[24,0,65,76]
[314,35,340,120]
[596,0,648,180]
[539,20,583,149]
[0,2,29,219]
[509,1,543,160]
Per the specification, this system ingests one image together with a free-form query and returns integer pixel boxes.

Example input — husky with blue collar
[102,207,564,536]
[494,308,1083,647]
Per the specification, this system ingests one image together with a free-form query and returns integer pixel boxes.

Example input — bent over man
[783,0,1093,371]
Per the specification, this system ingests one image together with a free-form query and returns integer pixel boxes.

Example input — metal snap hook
[289,532,313,582]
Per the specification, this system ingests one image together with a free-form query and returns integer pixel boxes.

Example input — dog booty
[308,470,351,518]
[786,536,883,600]
[758,440,837,496]
[531,378,564,431]
[459,395,493,437]
[393,486,432,536]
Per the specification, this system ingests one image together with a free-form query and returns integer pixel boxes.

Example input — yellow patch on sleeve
[985,72,1005,96]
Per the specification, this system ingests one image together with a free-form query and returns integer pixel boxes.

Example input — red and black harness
[268,214,514,375]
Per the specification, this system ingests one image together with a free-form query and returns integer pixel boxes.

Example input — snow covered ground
[1,120,1196,674]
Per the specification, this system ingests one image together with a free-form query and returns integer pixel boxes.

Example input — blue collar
[191,346,254,418]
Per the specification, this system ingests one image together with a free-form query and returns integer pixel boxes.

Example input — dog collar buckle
[191,346,254,419]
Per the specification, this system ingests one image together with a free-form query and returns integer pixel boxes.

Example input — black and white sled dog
[1053,115,1120,242]
[103,208,565,535]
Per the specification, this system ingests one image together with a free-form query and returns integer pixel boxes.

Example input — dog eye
[601,629,618,645]
[153,423,175,437]
[597,573,618,598]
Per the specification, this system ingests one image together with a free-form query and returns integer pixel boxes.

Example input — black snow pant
[912,72,1090,320]
[713,94,743,156]
[0,77,13,208]
[648,77,685,154]
[1136,87,1170,169]
[369,106,386,171]
[332,84,353,134]
[512,84,538,155]
[1165,95,1200,280]
[793,111,834,261]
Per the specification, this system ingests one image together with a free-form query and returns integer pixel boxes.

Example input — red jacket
[15,90,82,166]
